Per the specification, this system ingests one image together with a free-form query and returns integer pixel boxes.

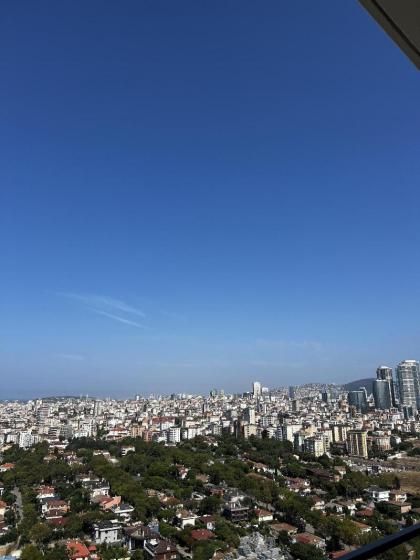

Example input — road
[12,486,23,521]
[11,486,23,551]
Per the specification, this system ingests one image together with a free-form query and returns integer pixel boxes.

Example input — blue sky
[1,1,420,398]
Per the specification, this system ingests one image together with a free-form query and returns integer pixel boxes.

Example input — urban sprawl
[2,360,420,560]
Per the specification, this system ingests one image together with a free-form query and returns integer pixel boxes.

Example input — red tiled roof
[67,540,90,559]
[295,533,324,546]
[271,522,297,533]
[191,529,215,541]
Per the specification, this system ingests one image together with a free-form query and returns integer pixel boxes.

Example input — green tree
[44,545,70,560]
[199,495,222,515]
[29,522,53,544]
[21,544,43,560]
[290,542,325,560]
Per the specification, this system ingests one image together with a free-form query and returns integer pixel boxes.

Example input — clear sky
[1,1,420,399]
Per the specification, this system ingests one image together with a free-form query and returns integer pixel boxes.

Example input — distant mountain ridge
[344,378,374,394]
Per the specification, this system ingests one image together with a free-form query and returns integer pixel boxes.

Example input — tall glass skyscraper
[373,365,396,409]
[348,388,368,413]
[373,379,392,410]
[396,360,420,410]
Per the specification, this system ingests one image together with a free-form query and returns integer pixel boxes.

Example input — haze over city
[1,2,420,399]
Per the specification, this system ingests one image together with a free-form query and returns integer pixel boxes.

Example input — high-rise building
[396,360,420,410]
[376,365,396,407]
[347,430,368,458]
[242,423,258,439]
[303,434,326,457]
[167,427,181,444]
[373,379,392,410]
[94,400,103,416]
[277,422,301,443]
[331,423,348,443]
[291,399,301,412]
[252,381,262,398]
[243,407,256,424]
[348,389,368,413]
[36,405,50,423]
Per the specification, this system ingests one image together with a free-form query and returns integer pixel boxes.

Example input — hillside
[344,378,374,394]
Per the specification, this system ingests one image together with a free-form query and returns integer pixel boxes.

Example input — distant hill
[344,378,374,394]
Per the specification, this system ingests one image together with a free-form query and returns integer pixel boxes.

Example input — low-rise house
[247,460,276,476]
[37,486,56,500]
[199,515,216,531]
[310,496,325,511]
[292,532,326,549]
[204,483,226,497]
[190,529,215,542]
[111,502,135,520]
[270,522,298,536]
[41,498,69,516]
[386,501,412,514]
[125,523,160,552]
[254,508,273,523]
[352,521,372,534]
[175,510,197,529]
[365,486,390,502]
[326,501,344,514]
[144,538,178,560]
[335,500,357,515]
[93,520,122,544]
[85,480,110,499]
[159,495,183,509]
[223,495,250,523]
[0,463,14,472]
[307,468,341,484]
[44,509,66,522]
[224,502,250,523]
[389,490,407,503]
[67,540,91,560]
[97,495,121,511]
[285,477,311,493]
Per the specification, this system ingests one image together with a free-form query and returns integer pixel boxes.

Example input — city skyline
[1,359,419,402]
[2,2,420,398]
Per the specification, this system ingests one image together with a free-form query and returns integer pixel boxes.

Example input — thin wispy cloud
[89,308,148,329]
[60,292,148,328]
[62,293,146,317]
